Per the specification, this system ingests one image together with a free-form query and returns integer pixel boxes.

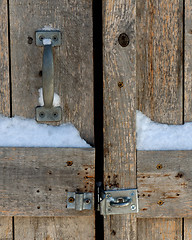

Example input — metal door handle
[43,43,54,108]
[35,30,62,122]
[110,197,131,208]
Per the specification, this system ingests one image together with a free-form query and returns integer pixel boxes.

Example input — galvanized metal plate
[67,192,93,211]
[36,30,61,46]
[36,106,62,122]
[100,189,138,215]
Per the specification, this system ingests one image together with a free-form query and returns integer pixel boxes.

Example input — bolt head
[84,199,91,205]
[68,197,75,203]
[131,204,136,211]
[106,193,111,198]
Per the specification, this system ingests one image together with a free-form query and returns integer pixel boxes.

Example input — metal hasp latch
[35,30,62,122]
[97,183,139,216]
[67,192,93,211]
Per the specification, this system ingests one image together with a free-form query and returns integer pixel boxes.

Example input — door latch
[67,192,93,211]
[35,30,62,122]
[97,183,139,215]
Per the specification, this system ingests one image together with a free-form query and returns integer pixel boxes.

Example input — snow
[43,38,52,45]
[41,25,58,31]
[0,115,90,148]
[137,110,192,150]
[38,88,60,107]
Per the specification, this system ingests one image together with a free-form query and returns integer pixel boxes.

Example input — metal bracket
[67,192,93,211]
[35,30,62,122]
[97,183,139,216]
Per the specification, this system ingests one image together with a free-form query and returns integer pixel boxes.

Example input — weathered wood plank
[9,0,94,144]
[184,0,192,122]
[103,0,137,239]
[0,217,12,240]
[0,148,95,216]
[137,219,182,240]
[136,0,183,124]
[137,151,192,218]
[0,1,13,237]
[184,219,192,240]
[15,216,95,240]
[0,0,10,116]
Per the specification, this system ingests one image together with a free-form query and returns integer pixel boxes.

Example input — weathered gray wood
[0,217,13,240]
[137,151,192,218]
[137,219,182,240]
[0,147,95,216]
[184,0,192,122]
[9,0,94,145]
[0,0,10,117]
[137,0,183,124]
[103,0,137,239]
[15,216,95,240]
[0,0,13,236]
[184,219,192,240]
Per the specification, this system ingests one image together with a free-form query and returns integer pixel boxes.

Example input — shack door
[0,0,95,239]
[103,0,192,239]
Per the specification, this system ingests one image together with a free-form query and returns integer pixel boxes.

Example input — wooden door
[0,0,95,239]
[103,0,192,239]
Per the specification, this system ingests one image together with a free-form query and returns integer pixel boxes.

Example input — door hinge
[97,182,139,216]
[67,192,93,211]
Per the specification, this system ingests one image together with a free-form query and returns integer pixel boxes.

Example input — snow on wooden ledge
[0,115,90,148]
[137,110,192,150]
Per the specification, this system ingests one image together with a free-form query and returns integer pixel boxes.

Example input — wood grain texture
[137,219,182,240]
[9,0,94,145]
[0,0,10,116]
[137,0,183,124]
[15,216,95,240]
[0,217,12,240]
[184,219,192,240]
[0,147,94,216]
[103,0,136,239]
[137,151,192,218]
[0,1,12,237]
[185,0,192,122]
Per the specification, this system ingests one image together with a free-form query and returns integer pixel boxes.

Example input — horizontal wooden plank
[0,148,95,216]
[137,151,192,218]
[137,218,182,240]
[15,216,95,240]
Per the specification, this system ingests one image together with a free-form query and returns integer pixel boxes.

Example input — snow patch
[41,25,58,31]
[38,88,60,107]
[137,110,192,150]
[0,115,90,148]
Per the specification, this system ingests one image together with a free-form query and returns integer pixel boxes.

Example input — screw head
[131,204,136,211]
[39,112,45,118]
[106,193,111,198]
[39,35,44,41]
[68,197,75,203]
[52,35,58,41]
[53,112,58,118]
[84,199,91,205]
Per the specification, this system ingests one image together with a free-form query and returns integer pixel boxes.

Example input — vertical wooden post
[184,0,192,237]
[0,0,13,238]
[103,0,137,239]
[137,0,183,238]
